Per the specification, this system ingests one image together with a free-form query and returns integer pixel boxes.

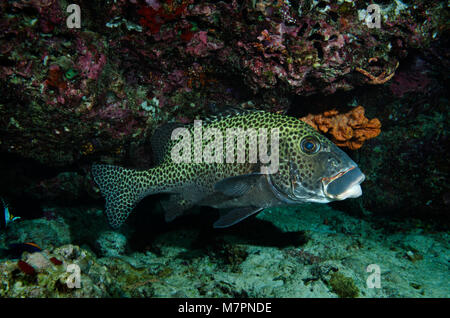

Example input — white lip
[334,183,362,200]
[323,166,365,200]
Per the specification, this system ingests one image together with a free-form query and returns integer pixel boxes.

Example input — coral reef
[0,0,445,167]
[0,244,109,297]
[0,0,448,299]
[300,106,381,150]
[1,204,448,297]
[5,218,71,249]
[96,231,128,257]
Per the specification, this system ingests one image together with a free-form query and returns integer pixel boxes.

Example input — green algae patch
[328,272,359,298]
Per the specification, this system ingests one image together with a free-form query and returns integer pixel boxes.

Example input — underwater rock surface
[0,0,445,165]
[0,204,448,297]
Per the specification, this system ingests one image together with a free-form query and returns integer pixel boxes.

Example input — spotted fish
[92,109,365,229]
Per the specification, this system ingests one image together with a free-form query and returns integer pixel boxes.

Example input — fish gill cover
[0,0,448,299]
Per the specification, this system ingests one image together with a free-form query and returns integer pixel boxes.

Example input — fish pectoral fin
[161,194,194,222]
[214,173,262,197]
[213,206,263,228]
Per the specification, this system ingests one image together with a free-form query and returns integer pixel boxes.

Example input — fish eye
[300,136,320,154]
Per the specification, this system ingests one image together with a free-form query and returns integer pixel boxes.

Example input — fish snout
[322,166,365,200]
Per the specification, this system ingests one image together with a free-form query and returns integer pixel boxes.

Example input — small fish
[9,242,42,253]
[92,109,365,229]
[0,197,21,230]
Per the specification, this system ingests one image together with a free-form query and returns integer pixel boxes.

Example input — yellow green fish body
[92,109,365,228]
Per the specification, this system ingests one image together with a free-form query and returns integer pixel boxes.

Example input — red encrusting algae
[50,257,63,265]
[17,260,36,275]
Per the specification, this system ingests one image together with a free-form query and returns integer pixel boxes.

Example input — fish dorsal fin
[214,173,262,197]
[150,122,185,164]
[213,206,263,228]
[202,106,262,124]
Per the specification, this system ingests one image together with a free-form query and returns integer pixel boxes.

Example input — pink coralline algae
[389,57,432,97]
[145,0,161,11]
[257,26,286,53]
[137,0,190,35]
[0,0,445,169]
[9,0,63,33]
[185,31,224,57]
[390,70,431,97]
[95,102,133,121]
[76,40,107,80]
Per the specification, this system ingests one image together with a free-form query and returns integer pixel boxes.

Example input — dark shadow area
[0,151,95,219]
[4,197,44,220]
[59,203,111,250]
[127,195,309,256]
[330,200,450,233]
[287,84,386,119]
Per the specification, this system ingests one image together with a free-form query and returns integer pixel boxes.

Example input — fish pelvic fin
[160,194,194,222]
[92,164,155,229]
[213,206,263,228]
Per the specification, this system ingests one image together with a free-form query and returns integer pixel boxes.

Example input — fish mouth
[322,166,365,200]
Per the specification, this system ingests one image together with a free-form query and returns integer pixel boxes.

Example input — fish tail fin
[91,164,154,228]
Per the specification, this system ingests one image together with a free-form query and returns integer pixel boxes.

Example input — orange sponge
[300,106,381,150]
